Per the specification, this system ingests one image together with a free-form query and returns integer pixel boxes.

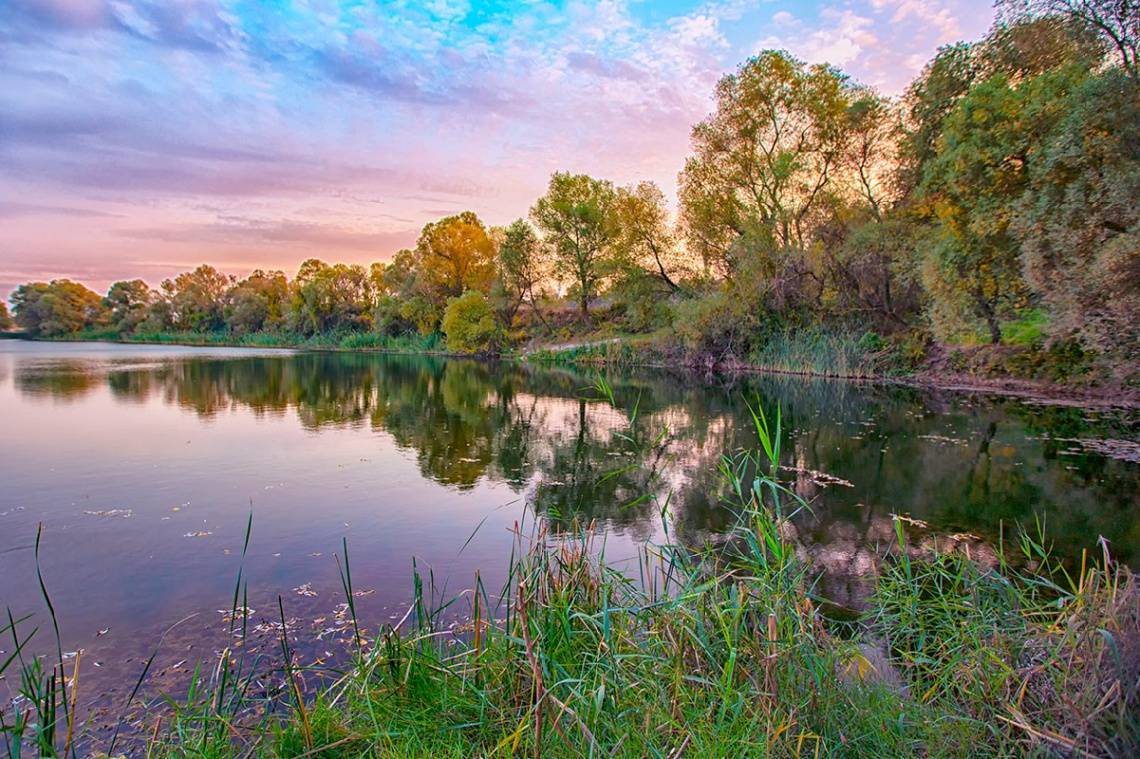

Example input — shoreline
[9,333,1140,411]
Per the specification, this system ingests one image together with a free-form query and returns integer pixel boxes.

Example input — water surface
[1,341,1137,709]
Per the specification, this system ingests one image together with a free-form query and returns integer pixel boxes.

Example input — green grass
[1001,310,1050,346]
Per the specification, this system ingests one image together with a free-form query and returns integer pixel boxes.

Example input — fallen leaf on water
[294,583,317,597]
[96,628,110,636]
[183,531,213,538]
[84,509,133,518]
[352,589,375,597]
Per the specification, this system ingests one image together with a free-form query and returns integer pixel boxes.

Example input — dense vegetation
[4,1,1137,383]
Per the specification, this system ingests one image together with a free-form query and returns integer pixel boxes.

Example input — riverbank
[6,330,1140,409]
[158,521,1139,759]
[523,334,1140,410]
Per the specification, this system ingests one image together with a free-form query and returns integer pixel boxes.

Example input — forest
[5,0,1138,383]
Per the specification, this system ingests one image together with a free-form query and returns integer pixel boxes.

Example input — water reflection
[11,348,1139,565]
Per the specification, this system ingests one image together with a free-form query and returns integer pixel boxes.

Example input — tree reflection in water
[16,351,1140,573]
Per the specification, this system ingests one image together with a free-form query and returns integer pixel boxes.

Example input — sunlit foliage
[531,172,617,318]
[11,280,108,337]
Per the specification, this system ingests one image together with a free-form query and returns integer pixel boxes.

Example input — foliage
[677,50,868,278]
[820,208,923,330]
[414,211,496,303]
[11,280,108,337]
[916,75,1036,344]
[606,266,675,333]
[531,172,617,318]
[104,279,152,336]
[495,218,549,326]
[1016,70,1140,365]
[999,0,1139,78]
[162,264,233,333]
[611,181,689,291]
[441,291,499,354]
[225,270,289,335]
[290,259,373,335]
[0,301,12,331]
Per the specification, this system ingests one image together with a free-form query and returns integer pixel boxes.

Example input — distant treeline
[5,0,1137,375]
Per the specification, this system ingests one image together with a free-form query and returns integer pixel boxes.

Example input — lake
[1,341,1138,719]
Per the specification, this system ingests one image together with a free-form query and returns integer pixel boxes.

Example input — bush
[608,269,674,333]
[441,291,499,354]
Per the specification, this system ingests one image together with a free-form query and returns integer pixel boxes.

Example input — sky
[0,0,996,298]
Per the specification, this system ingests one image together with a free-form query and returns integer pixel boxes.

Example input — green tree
[899,43,980,195]
[291,259,372,334]
[104,279,152,335]
[915,19,1103,343]
[11,280,108,337]
[1017,69,1140,360]
[612,181,688,292]
[226,270,289,334]
[818,94,920,329]
[917,76,1034,343]
[166,264,233,332]
[496,218,549,325]
[677,50,861,278]
[370,249,433,336]
[530,171,616,318]
[442,291,499,354]
[999,0,1139,78]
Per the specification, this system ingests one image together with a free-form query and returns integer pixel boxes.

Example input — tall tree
[612,181,687,291]
[917,75,1035,343]
[166,264,233,332]
[11,280,108,337]
[0,301,13,331]
[415,212,496,303]
[1016,69,1140,360]
[915,18,1104,343]
[530,171,616,318]
[677,50,860,278]
[496,218,549,325]
[226,270,289,334]
[104,279,152,335]
[291,260,372,334]
[999,0,1139,78]
[899,43,980,195]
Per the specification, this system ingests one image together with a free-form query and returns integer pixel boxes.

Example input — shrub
[441,291,499,354]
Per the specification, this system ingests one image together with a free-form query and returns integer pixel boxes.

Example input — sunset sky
[0,0,995,298]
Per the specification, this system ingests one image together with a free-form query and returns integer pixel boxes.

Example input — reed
[749,329,881,379]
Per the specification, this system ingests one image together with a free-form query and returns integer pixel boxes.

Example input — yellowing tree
[677,50,861,279]
[612,181,690,291]
[415,212,496,303]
